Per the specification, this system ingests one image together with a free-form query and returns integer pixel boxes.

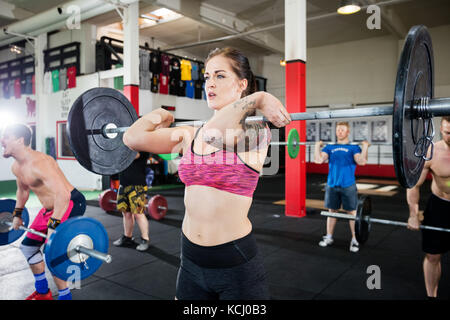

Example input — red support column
[284,0,306,217]
[122,2,139,115]
[285,61,306,217]
[123,84,139,115]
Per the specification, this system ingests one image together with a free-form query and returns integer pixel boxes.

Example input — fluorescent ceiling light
[337,0,361,15]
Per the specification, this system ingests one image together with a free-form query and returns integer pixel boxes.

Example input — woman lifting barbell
[123,47,291,300]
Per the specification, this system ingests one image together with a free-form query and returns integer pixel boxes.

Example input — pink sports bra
[178,126,270,197]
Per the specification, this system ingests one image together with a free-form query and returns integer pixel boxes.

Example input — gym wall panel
[40,72,101,190]
[0,95,37,181]
[139,89,213,120]
[48,23,97,75]
[258,25,450,108]
[261,54,286,104]
[307,34,399,106]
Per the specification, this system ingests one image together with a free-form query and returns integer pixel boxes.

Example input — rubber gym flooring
[0,173,449,300]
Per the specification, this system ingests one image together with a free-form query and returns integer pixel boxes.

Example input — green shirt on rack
[52,69,60,92]
[114,64,124,90]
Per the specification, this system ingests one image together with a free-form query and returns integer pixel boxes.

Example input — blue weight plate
[44,216,109,281]
[0,199,30,246]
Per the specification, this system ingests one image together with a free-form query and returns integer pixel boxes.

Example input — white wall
[139,90,212,120]
[0,94,37,180]
[260,24,450,107]
[39,73,102,190]
[259,24,450,164]
[48,23,97,75]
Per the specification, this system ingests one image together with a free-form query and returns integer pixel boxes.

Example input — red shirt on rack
[159,74,168,94]
[67,66,77,88]
[14,78,21,99]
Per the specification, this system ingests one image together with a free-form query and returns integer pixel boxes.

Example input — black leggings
[176,232,270,300]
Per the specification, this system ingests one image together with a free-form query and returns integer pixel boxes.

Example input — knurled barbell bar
[0,199,112,281]
[320,195,450,245]
[66,25,449,188]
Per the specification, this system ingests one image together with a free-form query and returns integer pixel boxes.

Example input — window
[56,121,75,159]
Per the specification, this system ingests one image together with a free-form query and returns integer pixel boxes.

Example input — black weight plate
[355,195,371,244]
[67,87,138,175]
[393,25,434,188]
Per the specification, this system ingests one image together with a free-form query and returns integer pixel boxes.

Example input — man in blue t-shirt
[314,122,369,253]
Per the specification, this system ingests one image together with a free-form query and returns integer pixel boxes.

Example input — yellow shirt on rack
[181,59,192,81]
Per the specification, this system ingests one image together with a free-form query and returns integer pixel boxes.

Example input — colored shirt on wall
[67,66,77,89]
[159,74,168,94]
[59,68,67,90]
[51,70,60,92]
[161,54,171,75]
[180,59,192,81]
[14,78,21,99]
[185,80,194,98]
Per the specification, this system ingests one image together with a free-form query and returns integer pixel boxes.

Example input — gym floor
[0,173,449,300]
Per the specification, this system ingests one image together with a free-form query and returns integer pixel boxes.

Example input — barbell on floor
[0,199,112,281]
[98,189,168,220]
[66,25,450,188]
[320,195,450,244]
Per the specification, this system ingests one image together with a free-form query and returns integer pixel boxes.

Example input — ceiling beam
[0,0,34,21]
[0,0,15,19]
[153,0,284,54]
[236,0,279,21]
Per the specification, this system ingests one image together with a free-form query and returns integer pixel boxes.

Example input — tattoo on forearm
[233,96,257,111]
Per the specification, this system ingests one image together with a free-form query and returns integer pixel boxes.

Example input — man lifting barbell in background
[113,151,151,251]
[314,121,370,253]
[1,123,86,300]
[406,116,450,300]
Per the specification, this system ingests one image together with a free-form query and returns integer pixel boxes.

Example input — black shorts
[422,193,450,254]
[176,232,270,300]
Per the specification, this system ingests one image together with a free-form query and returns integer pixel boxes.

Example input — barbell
[66,25,450,188]
[320,195,450,244]
[98,189,168,220]
[0,199,112,281]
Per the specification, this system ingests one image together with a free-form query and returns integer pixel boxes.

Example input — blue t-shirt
[322,144,361,188]
[185,80,194,98]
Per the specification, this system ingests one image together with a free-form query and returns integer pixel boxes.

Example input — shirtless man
[1,123,86,300]
[406,116,450,299]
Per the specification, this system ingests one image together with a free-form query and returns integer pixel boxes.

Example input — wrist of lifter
[12,207,24,218]
[409,211,419,218]
[254,91,267,110]
[47,216,62,230]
